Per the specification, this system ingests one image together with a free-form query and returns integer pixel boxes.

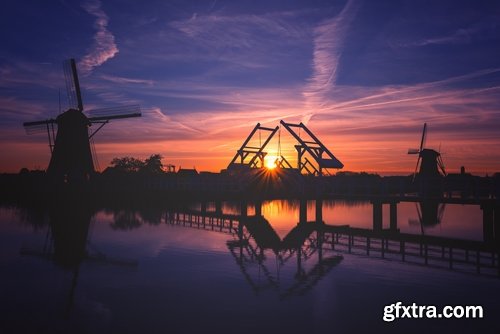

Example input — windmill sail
[419,123,427,153]
[63,59,83,111]
[87,105,141,121]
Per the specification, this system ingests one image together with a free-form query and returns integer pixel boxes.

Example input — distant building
[177,168,198,176]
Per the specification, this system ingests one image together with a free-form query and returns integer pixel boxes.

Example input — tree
[109,156,145,173]
[141,154,164,174]
[105,154,165,174]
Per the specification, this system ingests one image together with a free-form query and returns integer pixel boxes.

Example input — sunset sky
[1,0,499,175]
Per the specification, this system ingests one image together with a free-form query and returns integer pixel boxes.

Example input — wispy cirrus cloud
[397,16,500,48]
[411,28,476,47]
[169,10,308,69]
[303,0,359,124]
[0,61,62,88]
[314,67,500,119]
[100,74,154,86]
[170,11,306,46]
[79,0,118,75]
[0,96,51,125]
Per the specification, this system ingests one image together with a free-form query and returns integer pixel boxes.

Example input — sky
[1,0,500,175]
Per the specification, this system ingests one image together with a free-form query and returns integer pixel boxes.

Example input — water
[1,200,499,334]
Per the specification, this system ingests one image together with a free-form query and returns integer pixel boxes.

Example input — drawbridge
[227,121,344,176]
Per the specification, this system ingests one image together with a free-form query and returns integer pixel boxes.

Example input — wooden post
[348,233,352,253]
[390,201,398,231]
[215,200,222,215]
[296,247,303,278]
[240,201,247,217]
[317,231,323,263]
[481,202,494,242]
[316,199,323,223]
[372,200,383,231]
[381,238,385,258]
[300,198,307,223]
[476,251,480,274]
[494,202,500,247]
[401,240,405,261]
[424,243,428,265]
[255,200,262,217]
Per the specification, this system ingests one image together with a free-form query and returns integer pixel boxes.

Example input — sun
[264,155,278,170]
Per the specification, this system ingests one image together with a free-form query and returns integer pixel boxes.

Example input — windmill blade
[89,113,141,122]
[63,59,83,111]
[23,119,56,127]
[415,203,425,235]
[408,148,419,154]
[437,203,446,224]
[87,105,141,122]
[23,119,57,153]
[412,155,421,181]
[437,155,446,176]
[419,123,427,151]
[23,123,52,135]
[23,119,56,134]
[87,105,141,139]
[415,203,422,222]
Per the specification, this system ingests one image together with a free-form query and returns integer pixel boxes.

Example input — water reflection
[17,196,138,318]
[408,200,446,227]
[2,196,500,333]
[167,201,345,299]
[169,198,499,284]
[16,197,500,286]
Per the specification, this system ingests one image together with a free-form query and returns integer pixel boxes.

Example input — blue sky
[1,0,500,174]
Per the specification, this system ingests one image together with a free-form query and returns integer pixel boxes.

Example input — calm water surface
[1,200,498,334]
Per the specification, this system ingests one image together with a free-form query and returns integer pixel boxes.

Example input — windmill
[23,59,141,183]
[408,123,446,181]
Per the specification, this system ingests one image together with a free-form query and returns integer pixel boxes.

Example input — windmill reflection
[19,195,137,317]
[408,200,446,230]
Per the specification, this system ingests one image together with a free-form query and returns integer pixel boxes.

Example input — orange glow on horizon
[2,109,500,176]
[2,133,499,176]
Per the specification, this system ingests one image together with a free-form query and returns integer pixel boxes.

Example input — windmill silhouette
[23,59,141,183]
[408,123,446,181]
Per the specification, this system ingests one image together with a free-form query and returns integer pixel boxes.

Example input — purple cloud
[79,0,119,75]
[303,0,359,124]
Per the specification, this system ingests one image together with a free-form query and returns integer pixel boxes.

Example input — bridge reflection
[17,195,500,302]
[166,209,342,298]
[166,197,500,296]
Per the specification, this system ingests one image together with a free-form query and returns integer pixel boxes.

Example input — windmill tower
[23,59,141,183]
[408,123,446,180]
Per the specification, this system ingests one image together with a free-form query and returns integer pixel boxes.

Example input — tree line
[104,154,166,175]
